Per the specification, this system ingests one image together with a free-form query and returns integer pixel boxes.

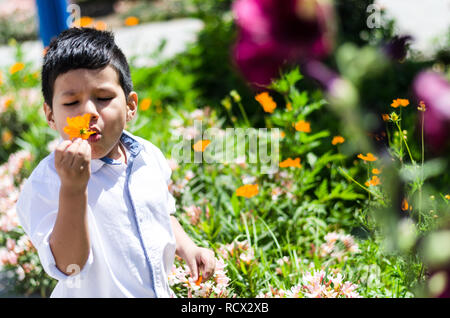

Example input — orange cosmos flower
[417,101,426,112]
[279,157,301,168]
[364,175,380,187]
[445,194,450,200]
[401,198,411,211]
[94,20,107,31]
[372,168,381,174]
[2,130,13,144]
[195,275,203,286]
[125,16,139,26]
[236,184,259,198]
[74,16,94,27]
[357,153,378,162]
[286,102,292,111]
[139,98,152,111]
[255,92,277,113]
[381,114,390,121]
[391,98,409,108]
[294,120,311,133]
[9,62,25,75]
[63,113,95,140]
[192,139,211,152]
[331,136,345,145]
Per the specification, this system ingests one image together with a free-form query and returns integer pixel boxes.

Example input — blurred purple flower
[232,0,336,87]
[413,71,450,152]
[382,35,413,61]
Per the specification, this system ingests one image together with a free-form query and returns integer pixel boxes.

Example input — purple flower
[382,35,413,61]
[232,0,336,87]
[413,71,450,152]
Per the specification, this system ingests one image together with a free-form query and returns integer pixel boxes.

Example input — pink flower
[232,0,336,86]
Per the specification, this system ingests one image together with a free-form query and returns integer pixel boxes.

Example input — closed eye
[98,97,113,102]
[63,101,78,106]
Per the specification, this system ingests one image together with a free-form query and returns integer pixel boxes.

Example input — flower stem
[395,121,415,165]
[237,101,251,127]
[338,167,384,203]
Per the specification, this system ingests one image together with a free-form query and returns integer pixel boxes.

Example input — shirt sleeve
[16,165,94,281]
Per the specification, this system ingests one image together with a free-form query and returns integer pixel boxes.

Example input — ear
[126,91,138,122]
[43,102,57,130]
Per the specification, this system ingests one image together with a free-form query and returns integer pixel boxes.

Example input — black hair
[42,27,133,108]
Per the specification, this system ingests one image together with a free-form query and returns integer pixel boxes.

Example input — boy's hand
[184,246,216,282]
[55,138,91,191]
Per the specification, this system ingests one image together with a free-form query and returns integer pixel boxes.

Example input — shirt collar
[91,131,143,174]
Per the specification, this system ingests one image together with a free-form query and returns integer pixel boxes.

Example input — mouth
[88,127,101,143]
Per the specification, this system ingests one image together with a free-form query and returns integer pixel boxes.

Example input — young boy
[16,27,215,297]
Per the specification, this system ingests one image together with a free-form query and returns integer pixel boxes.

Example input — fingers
[72,139,91,170]
[200,249,216,280]
[54,139,73,166]
[188,259,199,281]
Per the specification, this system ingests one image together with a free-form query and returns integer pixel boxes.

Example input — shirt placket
[122,140,163,298]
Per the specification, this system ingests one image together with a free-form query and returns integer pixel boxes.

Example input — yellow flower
[331,136,345,145]
[63,113,95,140]
[236,184,259,198]
[445,194,450,200]
[9,62,25,75]
[255,92,277,113]
[192,139,211,152]
[139,98,152,111]
[125,16,139,26]
[391,98,409,108]
[279,157,301,168]
[294,120,311,133]
[357,153,378,162]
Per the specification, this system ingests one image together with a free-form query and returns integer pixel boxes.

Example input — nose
[83,99,99,121]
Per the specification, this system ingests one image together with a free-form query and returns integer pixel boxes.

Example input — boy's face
[44,65,137,160]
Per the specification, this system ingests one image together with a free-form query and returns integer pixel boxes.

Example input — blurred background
[0,0,449,298]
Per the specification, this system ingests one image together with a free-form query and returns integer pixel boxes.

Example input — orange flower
[401,198,411,211]
[2,129,13,144]
[280,131,286,139]
[445,194,450,200]
[381,114,390,121]
[391,98,409,108]
[125,16,139,26]
[357,153,378,162]
[75,16,94,27]
[286,102,292,111]
[331,136,345,145]
[193,139,211,152]
[94,20,107,31]
[255,92,277,113]
[372,168,381,174]
[279,157,301,168]
[195,275,203,286]
[236,184,259,198]
[9,62,25,75]
[294,120,311,133]
[417,101,426,112]
[0,71,3,86]
[140,98,152,111]
[63,113,95,140]
[364,175,380,187]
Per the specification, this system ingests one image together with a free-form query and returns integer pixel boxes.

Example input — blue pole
[36,0,70,47]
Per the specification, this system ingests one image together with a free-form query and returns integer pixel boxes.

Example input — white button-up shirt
[16,130,177,297]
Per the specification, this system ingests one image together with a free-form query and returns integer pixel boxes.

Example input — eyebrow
[60,87,116,97]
